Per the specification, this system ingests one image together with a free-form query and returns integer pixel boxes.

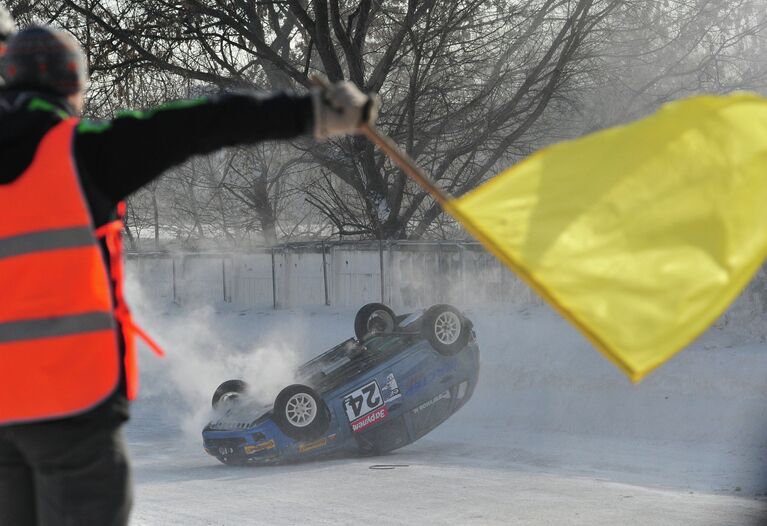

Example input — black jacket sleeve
[75,92,314,204]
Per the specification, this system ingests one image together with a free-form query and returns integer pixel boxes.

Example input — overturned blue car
[202,303,480,466]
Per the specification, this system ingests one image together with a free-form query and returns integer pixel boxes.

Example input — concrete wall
[126,241,540,310]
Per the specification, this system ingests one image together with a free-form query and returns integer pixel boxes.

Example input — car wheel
[212,379,249,409]
[273,384,330,441]
[422,304,470,356]
[354,303,396,340]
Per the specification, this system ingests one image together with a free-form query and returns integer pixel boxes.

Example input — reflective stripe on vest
[0,119,121,425]
[0,312,115,344]
[0,226,94,259]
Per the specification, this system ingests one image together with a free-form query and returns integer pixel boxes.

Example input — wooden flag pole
[359,123,451,206]
[310,75,451,206]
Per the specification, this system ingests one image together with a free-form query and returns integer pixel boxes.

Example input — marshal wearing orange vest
[0,118,121,423]
[0,118,163,425]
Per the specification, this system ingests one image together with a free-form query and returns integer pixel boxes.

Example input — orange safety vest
[0,118,163,425]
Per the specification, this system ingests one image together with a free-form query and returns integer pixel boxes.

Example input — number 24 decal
[343,380,383,421]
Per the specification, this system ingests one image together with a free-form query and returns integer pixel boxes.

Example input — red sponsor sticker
[351,406,389,433]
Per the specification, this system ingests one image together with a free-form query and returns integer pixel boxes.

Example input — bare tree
[14,0,767,242]
[30,0,620,239]
[220,144,306,245]
[579,0,767,130]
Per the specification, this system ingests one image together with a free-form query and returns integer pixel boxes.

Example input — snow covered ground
[125,297,767,525]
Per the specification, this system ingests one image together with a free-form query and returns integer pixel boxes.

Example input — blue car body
[202,310,480,465]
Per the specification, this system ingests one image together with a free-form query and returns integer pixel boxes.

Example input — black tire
[216,456,248,467]
[212,379,249,409]
[273,384,330,441]
[354,303,396,340]
[421,304,470,356]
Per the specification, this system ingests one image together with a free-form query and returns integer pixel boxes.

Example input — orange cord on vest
[95,202,164,400]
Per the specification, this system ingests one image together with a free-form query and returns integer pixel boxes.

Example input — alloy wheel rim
[434,311,461,345]
[286,393,317,427]
[367,310,394,333]
[220,392,240,404]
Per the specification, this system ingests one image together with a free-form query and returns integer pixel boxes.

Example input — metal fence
[126,241,540,310]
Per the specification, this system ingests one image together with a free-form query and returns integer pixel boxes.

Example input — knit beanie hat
[0,6,13,43]
[1,25,88,95]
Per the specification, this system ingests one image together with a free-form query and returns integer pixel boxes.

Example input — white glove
[312,80,379,139]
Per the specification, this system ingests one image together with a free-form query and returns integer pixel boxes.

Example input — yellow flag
[445,93,767,382]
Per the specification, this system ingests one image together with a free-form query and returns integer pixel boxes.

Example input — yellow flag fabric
[445,93,767,382]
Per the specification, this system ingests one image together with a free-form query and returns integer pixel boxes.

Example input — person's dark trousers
[0,413,131,526]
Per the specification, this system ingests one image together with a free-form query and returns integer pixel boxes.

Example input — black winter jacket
[0,88,314,423]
